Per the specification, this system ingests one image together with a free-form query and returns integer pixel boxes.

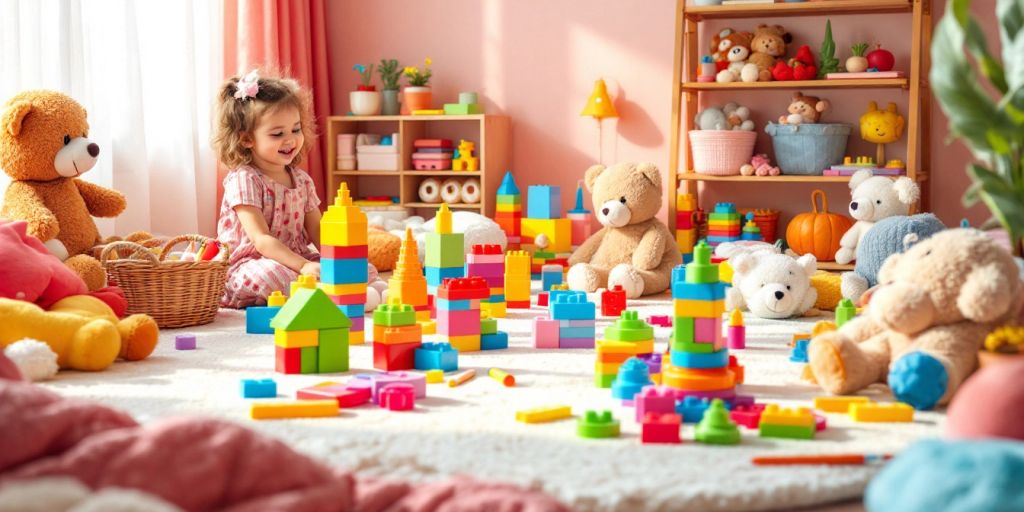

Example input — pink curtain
[221,0,332,211]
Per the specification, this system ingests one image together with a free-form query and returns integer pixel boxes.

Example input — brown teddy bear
[1,90,126,290]
[748,24,792,82]
[567,162,681,298]
[807,229,1024,410]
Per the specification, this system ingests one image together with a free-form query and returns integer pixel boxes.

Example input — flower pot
[381,89,401,115]
[401,86,432,115]
[349,91,381,116]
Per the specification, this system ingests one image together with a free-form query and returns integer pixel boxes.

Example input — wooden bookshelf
[681,78,908,90]
[684,0,912,20]
[325,114,509,218]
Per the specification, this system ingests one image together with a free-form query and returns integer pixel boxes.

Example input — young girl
[213,70,321,308]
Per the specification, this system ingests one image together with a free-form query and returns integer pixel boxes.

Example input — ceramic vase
[350,91,381,116]
[401,86,432,115]
[381,89,401,115]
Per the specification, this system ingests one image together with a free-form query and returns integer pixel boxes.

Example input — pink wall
[325,0,989,230]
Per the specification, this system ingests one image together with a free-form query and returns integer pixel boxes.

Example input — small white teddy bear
[726,251,818,319]
[834,170,921,265]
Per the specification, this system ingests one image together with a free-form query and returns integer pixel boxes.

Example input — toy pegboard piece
[175,334,196,350]
[636,385,676,422]
[611,358,652,401]
[601,286,627,317]
[527,185,561,219]
[241,378,276,398]
[641,413,682,444]
[516,405,572,424]
[604,311,654,342]
[695,399,741,445]
[726,309,746,349]
[836,298,857,328]
[849,402,914,422]
[577,410,620,439]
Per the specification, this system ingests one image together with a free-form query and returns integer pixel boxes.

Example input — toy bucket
[689,130,757,175]
[764,123,851,175]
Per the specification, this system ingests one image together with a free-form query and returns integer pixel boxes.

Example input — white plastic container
[356,132,400,171]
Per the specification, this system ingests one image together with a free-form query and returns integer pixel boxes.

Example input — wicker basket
[764,122,851,175]
[689,130,757,175]
[100,235,230,328]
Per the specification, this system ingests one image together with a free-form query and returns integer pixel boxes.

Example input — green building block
[577,410,620,438]
[695,399,741,445]
[495,194,522,205]
[317,328,349,373]
[271,287,351,331]
[759,422,815,440]
[603,311,654,342]
[425,232,465,268]
[836,299,857,328]
[671,339,716,354]
[595,373,616,388]
[533,250,555,259]
[685,241,719,284]
[480,317,498,335]
[443,102,483,115]
[373,303,417,327]
[300,346,318,374]
[672,316,695,343]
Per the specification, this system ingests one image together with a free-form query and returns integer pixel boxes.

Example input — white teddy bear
[725,251,818,319]
[694,102,754,131]
[834,170,921,265]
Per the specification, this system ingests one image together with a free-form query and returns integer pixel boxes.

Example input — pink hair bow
[234,69,260,100]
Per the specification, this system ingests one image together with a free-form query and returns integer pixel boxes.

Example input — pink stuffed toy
[740,154,781,176]
[0,220,88,308]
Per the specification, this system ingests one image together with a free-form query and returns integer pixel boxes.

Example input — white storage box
[356,132,400,171]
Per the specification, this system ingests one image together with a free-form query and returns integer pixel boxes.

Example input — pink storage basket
[689,130,757,175]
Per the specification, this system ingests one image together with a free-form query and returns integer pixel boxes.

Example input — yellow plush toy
[0,296,157,371]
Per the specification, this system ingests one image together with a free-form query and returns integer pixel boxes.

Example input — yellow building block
[595,361,625,374]
[676,193,696,211]
[505,279,530,302]
[322,184,368,247]
[674,298,726,318]
[521,218,572,253]
[290,275,317,297]
[419,319,436,335]
[760,404,816,427]
[445,334,480,352]
[274,329,318,348]
[481,301,507,318]
[319,282,367,296]
[349,329,365,345]
[595,339,655,355]
[496,203,522,213]
[708,219,741,229]
[676,230,696,253]
[250,400,339,420]
[425,369,444,384]
[814,396,872,413]
[516,405,572,424]
[849,402,914,422]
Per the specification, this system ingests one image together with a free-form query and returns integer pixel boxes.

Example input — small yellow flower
[404,66,416,76]
[425,57,432,66]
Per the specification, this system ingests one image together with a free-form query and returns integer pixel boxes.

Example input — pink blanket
[0,356,567,512]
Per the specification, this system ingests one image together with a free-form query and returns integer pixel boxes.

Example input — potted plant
[401,57,433,115]
[378,58,402,115]
[845,43,869,73]
[349,64,381,116]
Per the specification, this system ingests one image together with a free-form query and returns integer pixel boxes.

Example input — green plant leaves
[969,163,1024,242]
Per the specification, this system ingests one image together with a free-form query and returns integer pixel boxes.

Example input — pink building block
[533,317,560,348]
[380,371,427,398]
[816,413,827,431]
[730,403,766,429]
[353,371,427,401]
[466,262,504,276]
[437,309,482,336]
[635,385,676,422]
[379,383,415,411]
[693,317,721,344]
[641,412,681,444]
[297,384,371,408]
[647,315,673,328]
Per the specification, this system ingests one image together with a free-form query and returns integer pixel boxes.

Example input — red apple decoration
[866,44,895,71]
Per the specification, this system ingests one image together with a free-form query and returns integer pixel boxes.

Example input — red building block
[647,315,673,328]
[471,244,502,255]
[601,285,627,317]
[373,342,419,371]
[537,292,549,307]
[275,346,301,374]
[641,412,682,444]
[297,384,371,408]
[436,276,490,300]
[321,244,369,259]
[729,355,745,384]
[730,403,766,429]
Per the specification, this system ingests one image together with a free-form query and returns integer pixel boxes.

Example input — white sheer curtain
[0,0,222,236]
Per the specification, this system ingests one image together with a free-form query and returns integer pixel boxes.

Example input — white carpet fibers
[41,292,944,512]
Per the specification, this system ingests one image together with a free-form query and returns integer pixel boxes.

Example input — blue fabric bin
[764,123,851,175]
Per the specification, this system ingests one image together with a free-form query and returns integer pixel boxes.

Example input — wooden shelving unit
[668,0,932,257]
[326,114,509,218]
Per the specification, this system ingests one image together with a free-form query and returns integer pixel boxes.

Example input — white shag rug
[41,290,944,512]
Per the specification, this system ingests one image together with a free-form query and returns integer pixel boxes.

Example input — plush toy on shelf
[834,170,920,265]
[860,101,905,167]
[770,45,817,81]
[778,92,830,125]
[710,27,740,72]
[714,31,757,83]
[747,24,792,82]
[694,102,754,131]
[739,154,781,176]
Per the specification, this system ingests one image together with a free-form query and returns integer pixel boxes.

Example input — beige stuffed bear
[808,229,1024,409]
[567,162,681,298]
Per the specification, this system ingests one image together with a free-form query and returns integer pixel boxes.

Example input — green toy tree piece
[818,19,840,79]
[695,399,741,445]
[603,311,654,342]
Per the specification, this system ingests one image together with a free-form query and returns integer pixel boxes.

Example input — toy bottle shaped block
[664,241,737,399]
[425,204,465,295]
[388,228,433,332]
[504,250,531,309]
[435,276,490,352]
[495,171,522,248]
[270,287,351,374]
[320,183,368,345]
[594,311,655,388]
[567,180,592,249]
[676,191,697,263]
[467,244,506,318]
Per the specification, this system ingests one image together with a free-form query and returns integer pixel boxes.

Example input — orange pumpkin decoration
[786,189,854,262]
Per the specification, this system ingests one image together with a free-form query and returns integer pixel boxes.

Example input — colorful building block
[296,383,371,408]
[425,369,444,384]
[533,317,560,348]
[527,185,561,219]
[611,358,652,401]
[647,315,673,327]
[516,405,572,423]
[730,403,766,429]
[504,250,531,307]
[481,331,509,350]
[414,342,459,371]
[576,410,620,439]
[241,378,276,398]
[726,309,746,349]
[175,334,196,350]
[520,217,572,253]
[379,383,416,411]
[759,404,816,440]
[250,400,339,420]
[600,285,627,317]
[275,346,301,374]
[246,291,286,334]
[836,298,857,328]
[635,385,676,422]
[373,341,419,371]
[814,396,872,413]
[849,402,914,422]
[321,183,368,247]
[271,287,351,373]
[550,292,595,320]
[541,264,563,291]
[604,311,654,342]
[790,339,809,363]
[641,412,682,444]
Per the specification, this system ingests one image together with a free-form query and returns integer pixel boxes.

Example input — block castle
[270,287,351,374]
[466,244,506,318]
[320,183,368,345]
[494,171,522,249]
[676,191,697,263]
[522,184,571,279]
[705,202,741,248]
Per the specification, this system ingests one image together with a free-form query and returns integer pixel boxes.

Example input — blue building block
[337,304,364,319]
[487,294,506,303]
[682,253,693,264]
[559,326,596,339]
[481,331,509,351]
[541,268,563,291]
[670,348,729,369]
[548,289,575,305]
[241,378,277,398]
[790,339,809,363]
[611,357,652,401]
[497,170,520,195]
[527,185,561,219]
[321,257,369,285]
[414,342,459,371]
[435,298,472,311]
[712,202,738,215]
[671,280,728,301]
[426,266,465,286]
[550,292,595,320]
[706,235,739,244]
[676,396,711,423]
[245,305,281,334]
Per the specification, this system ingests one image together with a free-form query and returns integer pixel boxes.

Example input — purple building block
[175,334,196,350]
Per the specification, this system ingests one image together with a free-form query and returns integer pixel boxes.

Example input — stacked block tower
[522,185,571,278]
[532,291,596,349]
[676,191,697,263]
[320,183,368,345]
[372,299,422,371]
[436,276,490,352]
[664,241,738,399]
[504,250,531,309]
[271,287,351,374]
[494,171,522,249]
[740,212,763,241]
[425,204,465,295]
[594,311,655,387]
[466,244,506,318]
[705,203,742,248]
[388,228,434,334]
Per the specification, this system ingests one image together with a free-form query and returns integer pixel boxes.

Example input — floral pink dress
[217,165,320,308]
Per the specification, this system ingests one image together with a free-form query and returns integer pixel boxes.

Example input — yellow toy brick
[521,218,572,253]
[290,275,317,297]
[322,184,368,247]
[481,301,507,318]
[419,319,436,335]
[676,193,696,211]
[595,339,655,355]
[274,329,318,348]
[349,330,365,345]
[814,396,871,413]
[319,282,367,296]
[595,361,626,374]
[446,334,481,352]
[674,298,726,318]
[496,203,522,213]
[425,369,444,384]
[760,404,815,427]
[676,230,696,252]
[250,400,339,420]
[849,402,914,422]
[267,290,287,307]
[435,203,453,234]
[516,405,572,423]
